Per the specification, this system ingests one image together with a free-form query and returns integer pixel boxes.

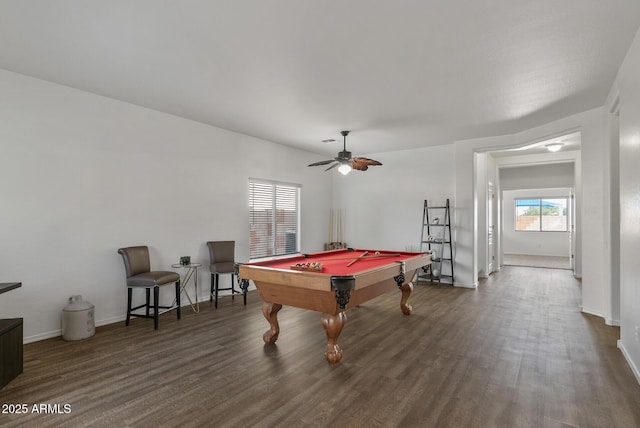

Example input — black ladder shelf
[419,199,454,284]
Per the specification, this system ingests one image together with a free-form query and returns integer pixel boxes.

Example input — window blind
[249,179,300,259]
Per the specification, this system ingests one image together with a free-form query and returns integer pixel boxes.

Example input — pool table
[238,248,431,363]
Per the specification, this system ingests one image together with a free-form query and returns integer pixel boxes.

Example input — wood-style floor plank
[1,266,639,427]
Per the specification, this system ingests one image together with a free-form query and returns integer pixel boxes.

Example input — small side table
[171,263,202,313]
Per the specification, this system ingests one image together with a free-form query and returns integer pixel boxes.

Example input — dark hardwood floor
[1,266,639,427]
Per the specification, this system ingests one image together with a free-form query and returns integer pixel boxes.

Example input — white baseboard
[580,306,605,320]
[97,315,126,326]
[618,340,640,385]
[605,318,621,327]
[454,282,478,289]
[24,330,62,344]
[581,307,621,327]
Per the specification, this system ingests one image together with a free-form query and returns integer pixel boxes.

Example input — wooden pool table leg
[262,302,282,344]
[399,281,413,315]
[321,311,346,363]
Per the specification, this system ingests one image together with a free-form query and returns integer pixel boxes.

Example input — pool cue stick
[333,208,337,245]
[346,251,368,267]
[340,208,343,243]
[332,208,336,244]
[337,208,340,244]
[304,253,402,262]
[338,208,342,246]
[329,208,333,244]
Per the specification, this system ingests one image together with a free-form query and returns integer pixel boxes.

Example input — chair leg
[154,286,159,330]
[209,273,218,302]
[214,273,219,309]
[175,281,181,320]
[126,287,132,326]
[231,273,235,301]
[146,288,151,317]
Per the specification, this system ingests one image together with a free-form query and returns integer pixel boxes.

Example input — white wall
[607,101,621,326]
[578,113,609,319]
[502,188,572,257]
[0,70,332,342]
[332,144,455,253]
[617,26,640,383]
[499,162,575,191]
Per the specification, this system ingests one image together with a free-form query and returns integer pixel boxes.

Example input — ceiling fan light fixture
[546,142,563,152]
[338,163,352,175]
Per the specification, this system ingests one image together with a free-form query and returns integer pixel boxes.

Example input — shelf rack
[418,199,454,284]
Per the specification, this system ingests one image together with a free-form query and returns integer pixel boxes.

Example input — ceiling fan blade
[351,157,383,171]
[324,162,340,171]
[308,159,336,167]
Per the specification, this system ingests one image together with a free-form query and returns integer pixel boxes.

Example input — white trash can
[62,295,95,341]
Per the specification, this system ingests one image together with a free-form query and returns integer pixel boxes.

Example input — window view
[515,198,568,232]
[249,179,300,259]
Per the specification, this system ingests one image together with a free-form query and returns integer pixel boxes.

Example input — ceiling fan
[308,131,382,175]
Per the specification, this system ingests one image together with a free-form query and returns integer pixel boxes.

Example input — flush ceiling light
[546,142,563,152]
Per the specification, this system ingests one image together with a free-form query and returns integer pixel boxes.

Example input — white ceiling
[1,1,638,157]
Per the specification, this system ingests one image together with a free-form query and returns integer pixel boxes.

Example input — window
[515,198,568,232]
[249,179,300,259]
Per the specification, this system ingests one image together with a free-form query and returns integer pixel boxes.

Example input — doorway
[485,132,580,276]
[501,188,572,269]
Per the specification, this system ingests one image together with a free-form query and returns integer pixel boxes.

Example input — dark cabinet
[0,318,23,388]
[1,282,23,389]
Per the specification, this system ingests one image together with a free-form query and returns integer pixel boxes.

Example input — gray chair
[117,246,181,329]
[207,241,246,308]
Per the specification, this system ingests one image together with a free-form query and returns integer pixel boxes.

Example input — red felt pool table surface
[244,248,422,276]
